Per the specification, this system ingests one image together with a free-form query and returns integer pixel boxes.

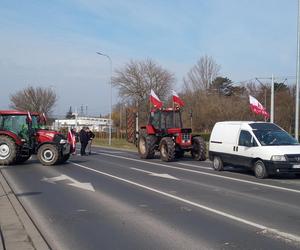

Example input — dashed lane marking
[70,161,300,245]
[92,151,300,195]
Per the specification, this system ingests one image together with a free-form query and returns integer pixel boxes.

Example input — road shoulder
[0,169,49,250]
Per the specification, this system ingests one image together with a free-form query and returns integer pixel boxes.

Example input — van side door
[234,130,258,167]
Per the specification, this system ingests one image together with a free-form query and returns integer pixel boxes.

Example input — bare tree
[112,59,175,103]
[112,59,175,124]
[10,86,57,115]
[184,55,221,91]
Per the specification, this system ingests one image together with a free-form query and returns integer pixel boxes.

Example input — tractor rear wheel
[37,144,59,166]
[138,134,156,159]
[160,137,175,162]
[191,136,206,161]
[0,136,17,165]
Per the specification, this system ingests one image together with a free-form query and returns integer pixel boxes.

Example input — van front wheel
[254,160,268,179]
[212,156,224,171]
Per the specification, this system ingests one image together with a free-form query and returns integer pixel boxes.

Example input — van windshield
[253,129,299,146]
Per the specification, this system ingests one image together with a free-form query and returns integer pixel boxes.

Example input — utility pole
[295,0,300,140]
[271,74,274,123]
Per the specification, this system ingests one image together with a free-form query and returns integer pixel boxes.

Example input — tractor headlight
[59,139,68,144]
[271,155,287,162]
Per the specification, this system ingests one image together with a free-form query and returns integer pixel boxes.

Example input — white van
[209,121,300,178]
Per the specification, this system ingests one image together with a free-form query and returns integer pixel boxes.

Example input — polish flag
[42,113,47,123]
[67,128,76,153]
[249,95,270,119]
[171,90,185,107]
[150,89,163,109]
[27,111,32,123]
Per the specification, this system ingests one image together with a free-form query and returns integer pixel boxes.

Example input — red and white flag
[150,89,163,109]
[42,113,47,123]
[67,128,76,153]
[171,90,185,107]
[249,95,270,119]
[27,111,32,123]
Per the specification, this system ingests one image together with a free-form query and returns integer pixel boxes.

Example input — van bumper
[265,161,300,174]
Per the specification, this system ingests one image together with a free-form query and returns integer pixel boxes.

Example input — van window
[239,130,257,147]
[253,129,298,146]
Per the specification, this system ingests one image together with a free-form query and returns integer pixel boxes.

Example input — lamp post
[96,52,112,145]
[296,0,300,140]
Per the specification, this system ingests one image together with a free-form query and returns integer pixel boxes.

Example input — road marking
[41,174,95,192]
[70,161,300,244]
[131,167,180,180]
[92,151,300,194]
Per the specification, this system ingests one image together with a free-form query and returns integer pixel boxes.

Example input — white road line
[130,167,180,180]
[70,161,300,244]
[177,162,212,170]
[92,151,300,194]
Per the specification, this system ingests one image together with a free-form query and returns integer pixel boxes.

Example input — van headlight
[271,155,286,162]
[59,139,68,144]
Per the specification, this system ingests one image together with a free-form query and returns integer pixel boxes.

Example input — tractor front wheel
[160,137,175,162]
[138,134,156,159]
[0,136,17,165]
[191,136,206,161]
[37,144,59,166]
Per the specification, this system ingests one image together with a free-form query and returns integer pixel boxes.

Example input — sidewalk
[0,169,49,250]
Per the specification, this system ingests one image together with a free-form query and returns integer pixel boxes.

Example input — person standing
[79,127,88,156]
[86,127,95,155]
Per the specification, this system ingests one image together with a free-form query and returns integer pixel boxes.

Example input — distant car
[209,121,300,178]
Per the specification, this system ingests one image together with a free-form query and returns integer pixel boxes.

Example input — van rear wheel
[212,156,224,171]
[254,160,268,179]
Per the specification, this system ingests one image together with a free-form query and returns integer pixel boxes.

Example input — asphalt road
[1,147,300,250]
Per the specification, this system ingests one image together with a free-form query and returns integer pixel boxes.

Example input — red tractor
[138,108,206,162]
[0,110,74,166]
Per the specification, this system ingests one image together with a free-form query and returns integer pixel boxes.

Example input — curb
[0,170,50,250]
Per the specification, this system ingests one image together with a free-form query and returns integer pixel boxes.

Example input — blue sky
[0,0,297,116]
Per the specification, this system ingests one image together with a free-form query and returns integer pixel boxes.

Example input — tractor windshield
[150,110,182,129]
[0,115,29,139]
[163,111,182,129]
[32,115,42,129]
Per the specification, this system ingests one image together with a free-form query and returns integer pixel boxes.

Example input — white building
[53,114,113,132]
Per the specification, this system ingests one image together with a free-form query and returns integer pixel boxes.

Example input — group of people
[78,127,95,156]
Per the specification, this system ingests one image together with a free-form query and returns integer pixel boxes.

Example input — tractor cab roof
[0,110,39,116]
[151,107,180,112]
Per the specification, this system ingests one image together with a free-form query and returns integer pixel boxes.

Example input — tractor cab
[149,108,182,131]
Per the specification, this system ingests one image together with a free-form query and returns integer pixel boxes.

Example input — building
[53,114,113,132]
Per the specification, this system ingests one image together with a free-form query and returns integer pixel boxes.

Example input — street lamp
[96,52,112,145]
[296,0,300,140]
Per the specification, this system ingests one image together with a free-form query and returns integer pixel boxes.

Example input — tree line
[9,55,295,134]
[112,55,295,134]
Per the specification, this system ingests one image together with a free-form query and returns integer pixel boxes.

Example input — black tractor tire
[254,160,268,179]
[212,156,224,171]
[191,136,206,161]
[138,134,156,159]
[59,153,70,164]
[0,136,17,165]
[160,137,175,162]
[16,155,31,164]
[37,144,59,166]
